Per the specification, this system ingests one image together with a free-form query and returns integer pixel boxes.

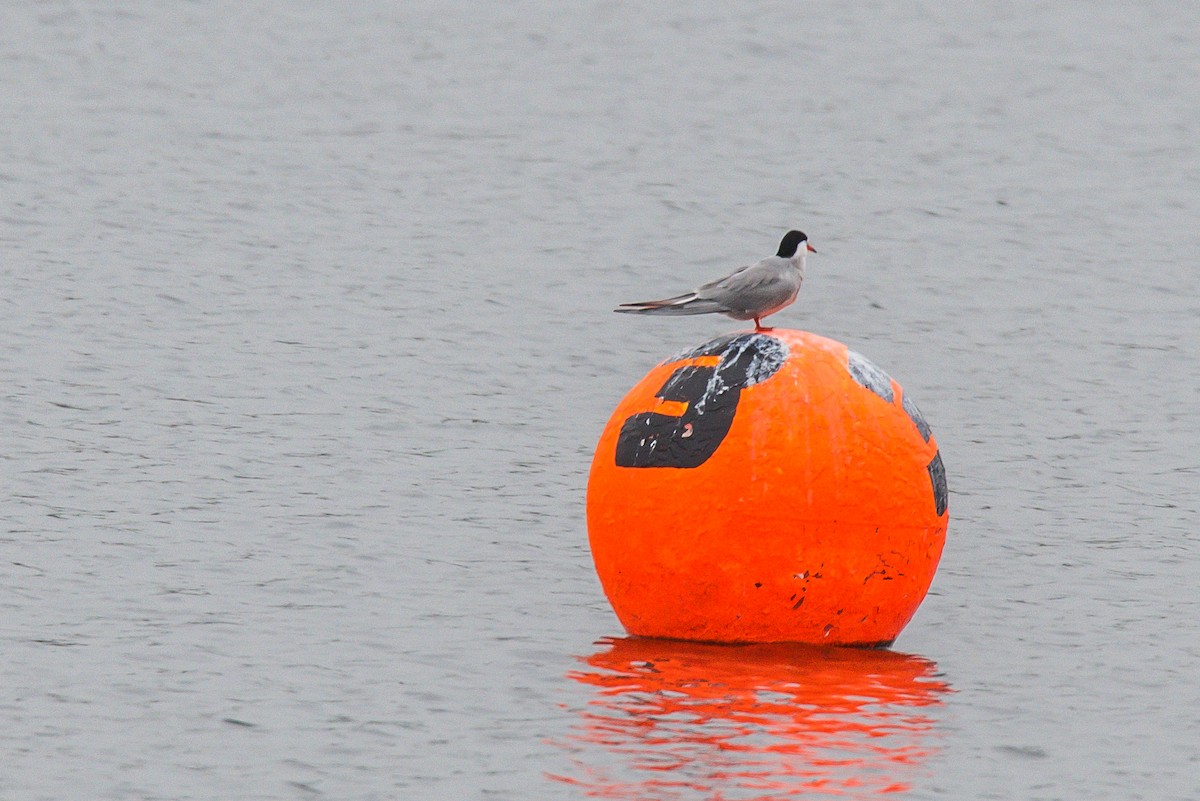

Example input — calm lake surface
[3,2,1199,799]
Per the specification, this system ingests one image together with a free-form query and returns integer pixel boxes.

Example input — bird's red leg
[754,317,762,331]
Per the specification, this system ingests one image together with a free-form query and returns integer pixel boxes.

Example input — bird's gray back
[696,256,802,316]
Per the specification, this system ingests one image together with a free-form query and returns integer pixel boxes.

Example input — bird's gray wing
[695,258,795,312]
[616,290,699,308]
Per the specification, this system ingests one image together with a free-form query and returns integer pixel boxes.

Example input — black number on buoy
[615,333,788,468]
[927,451,948,516]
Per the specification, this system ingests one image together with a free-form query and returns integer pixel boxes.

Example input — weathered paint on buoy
[586,329,948,646]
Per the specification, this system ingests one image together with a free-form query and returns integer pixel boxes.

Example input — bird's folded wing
[617,290,698,308]
[698,262,782,299]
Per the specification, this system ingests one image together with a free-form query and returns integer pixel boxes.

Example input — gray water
[2,2,1198,799]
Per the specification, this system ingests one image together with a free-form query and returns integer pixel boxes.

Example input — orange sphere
[586,329,948,646]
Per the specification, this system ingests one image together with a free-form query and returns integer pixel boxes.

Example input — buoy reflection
[549,636,950,799]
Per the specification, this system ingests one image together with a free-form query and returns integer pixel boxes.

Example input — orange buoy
[586,329,948,646]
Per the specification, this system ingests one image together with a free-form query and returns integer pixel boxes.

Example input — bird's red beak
[806,243,817,253]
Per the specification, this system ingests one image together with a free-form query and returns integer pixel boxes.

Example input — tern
[614,230,816,331]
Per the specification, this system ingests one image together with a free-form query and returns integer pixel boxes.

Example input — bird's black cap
[776,230,808,258]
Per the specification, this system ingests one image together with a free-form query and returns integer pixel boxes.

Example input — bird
[614,230,816,331]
